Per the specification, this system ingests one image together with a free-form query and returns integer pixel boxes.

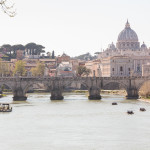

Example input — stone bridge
[0,76,149,101]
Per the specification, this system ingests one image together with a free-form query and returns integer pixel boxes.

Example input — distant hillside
[73,53,97,60]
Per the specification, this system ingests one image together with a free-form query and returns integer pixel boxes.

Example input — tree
[74,53,94,60]
[31,61,45,76]
[25,43,45,55]
[11,45,19,58]
[84,68,91,77]
[30,67,37,76]
[52,50,55,59]
[36,44,45,55]
[0,0,16,17]
[25,43,36,55]
[13,60,26,76]
[5,44,25,59]
[77,66,91,77]
[1,44,12,60]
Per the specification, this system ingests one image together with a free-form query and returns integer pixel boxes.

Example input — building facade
[98,20,150,77]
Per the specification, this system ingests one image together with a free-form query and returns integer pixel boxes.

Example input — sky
[0,0,150,56]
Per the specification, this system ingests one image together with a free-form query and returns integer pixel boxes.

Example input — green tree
[36,44,45,55]
[13,60,26,76]
[1,44,12,60]
[84,68,91,77]
[77,66,91,77]
[52,50,55,59]
[31,61,45,76]
[30,67,37,76]
[25,43,45,55]
[25,43,36,55]
[10,44,25,59]
[11,45,18,58]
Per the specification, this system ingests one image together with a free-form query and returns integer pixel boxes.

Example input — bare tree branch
[0,0,16,17]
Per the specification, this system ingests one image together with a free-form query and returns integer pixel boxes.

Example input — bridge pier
[126,88,139,99]
[88,86,101,100]
[50,88,64,100]
[13,88,27,101]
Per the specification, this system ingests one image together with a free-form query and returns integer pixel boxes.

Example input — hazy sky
[0,0,150,56]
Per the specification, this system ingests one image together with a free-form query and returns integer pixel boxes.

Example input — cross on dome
[125,19,130,28]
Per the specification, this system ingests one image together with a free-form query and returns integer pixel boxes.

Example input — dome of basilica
[141,42,147,49]
[108,42,116,50]
[117,20,138,42]
[116,20,140,50]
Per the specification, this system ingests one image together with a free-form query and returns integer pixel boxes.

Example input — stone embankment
[101,90,126,96]
[73,90,126,96]
[138,98,150,103]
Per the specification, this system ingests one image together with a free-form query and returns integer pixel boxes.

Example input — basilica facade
[98,20,150,77]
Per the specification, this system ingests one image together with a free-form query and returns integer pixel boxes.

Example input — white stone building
[98,20,150,77]
[57,62,75,77]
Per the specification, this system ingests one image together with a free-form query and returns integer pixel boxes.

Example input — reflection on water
[0,93,150,150]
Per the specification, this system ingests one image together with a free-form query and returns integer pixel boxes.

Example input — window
[120,66,123,71]
[112,68,114,71]
[137,65,140,72]
[128,68,130,75]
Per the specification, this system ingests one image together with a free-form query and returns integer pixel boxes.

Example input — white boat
[0,103,12,112]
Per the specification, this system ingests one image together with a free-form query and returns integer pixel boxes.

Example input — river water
[0,93,150,150]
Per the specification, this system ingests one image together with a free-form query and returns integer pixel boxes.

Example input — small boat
[0,103,12,112]
[127,110,134,114]
[112,102,117,105]
[140,108,146,111]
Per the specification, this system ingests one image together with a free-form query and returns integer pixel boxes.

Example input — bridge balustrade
[0,76,148,101]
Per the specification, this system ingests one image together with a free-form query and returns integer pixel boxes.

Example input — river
[0,93,150,150]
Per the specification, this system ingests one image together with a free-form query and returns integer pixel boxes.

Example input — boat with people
[0,103,12,112]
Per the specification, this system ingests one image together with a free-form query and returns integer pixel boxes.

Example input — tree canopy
[31,61,45,77]
[0,43,45,60]
[52,50,55,59]
[13,60,26,76]
[25,43,45,55]
[77,66,91,77]
[74,53,96,61]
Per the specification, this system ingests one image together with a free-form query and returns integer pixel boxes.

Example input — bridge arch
[102,81,128,91]
[62,80,89,90]
[0,83,13,93]
[23,81,50,93]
